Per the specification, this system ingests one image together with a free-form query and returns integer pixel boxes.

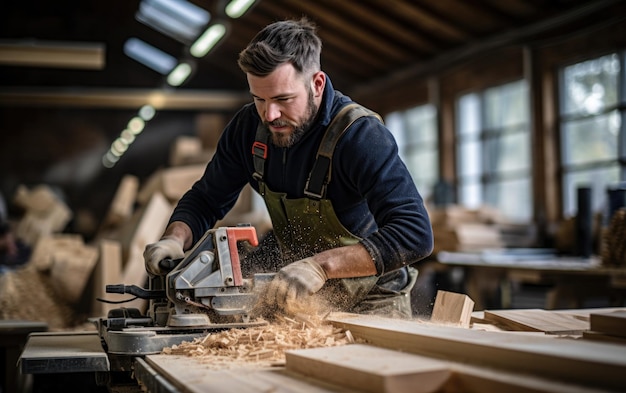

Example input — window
[386,104,438,202]
[456,80,532,222]
[559,52,626,217]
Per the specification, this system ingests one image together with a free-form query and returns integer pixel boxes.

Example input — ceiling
[1,0,620,106]
[0,0,623,231]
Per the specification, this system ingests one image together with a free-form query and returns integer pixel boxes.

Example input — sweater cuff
[360,238,384,276]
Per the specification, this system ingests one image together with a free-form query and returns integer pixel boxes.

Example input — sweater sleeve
[336,116,434,276]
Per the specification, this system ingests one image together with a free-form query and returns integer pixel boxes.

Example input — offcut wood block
[430,290,475,328]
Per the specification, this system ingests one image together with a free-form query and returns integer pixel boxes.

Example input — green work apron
[257,183,417,317]
[251,103,417,317]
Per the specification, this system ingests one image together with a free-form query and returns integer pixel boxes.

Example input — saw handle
[159,257,183,272]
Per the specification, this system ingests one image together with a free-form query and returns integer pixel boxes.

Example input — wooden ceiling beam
[0,88,249,110]
[0,40,105,70]
[350,0,623,99]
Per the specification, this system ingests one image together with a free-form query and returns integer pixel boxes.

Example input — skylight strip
[123,38,177,75]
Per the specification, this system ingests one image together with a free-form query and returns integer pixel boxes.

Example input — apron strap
[250,103,382,199]
[304,103,383,199]
[252,123,270,184]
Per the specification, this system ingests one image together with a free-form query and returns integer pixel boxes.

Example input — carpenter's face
[248,63,325,147]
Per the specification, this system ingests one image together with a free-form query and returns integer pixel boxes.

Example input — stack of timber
[0,185,95,330]
[12,184,72,246]
[429,204,538,254]
[429,205,499,253]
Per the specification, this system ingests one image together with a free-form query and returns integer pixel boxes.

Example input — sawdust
[162,313,363,369]
[0,264,84,331]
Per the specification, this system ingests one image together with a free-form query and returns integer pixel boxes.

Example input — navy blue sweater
[170,76,433,277]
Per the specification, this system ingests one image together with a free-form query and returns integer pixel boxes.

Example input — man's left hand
[264,258,327,310]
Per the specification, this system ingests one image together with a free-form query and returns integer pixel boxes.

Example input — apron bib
[251,103,416,315]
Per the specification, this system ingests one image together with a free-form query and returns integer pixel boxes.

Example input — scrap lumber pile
[428,204,537,254]
[0,134,271,328]
[0,186,96,330]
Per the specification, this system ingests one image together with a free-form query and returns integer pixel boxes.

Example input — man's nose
[265,102,281,122]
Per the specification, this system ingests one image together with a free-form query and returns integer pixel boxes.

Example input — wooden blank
[50,243,98,303]
[589,310,626,338]
[90,239,123,317]
[121,192,172,312]
[483,309,589,334]
[104,174,139,227]
[286,344,451,393]
[430,290,474,328]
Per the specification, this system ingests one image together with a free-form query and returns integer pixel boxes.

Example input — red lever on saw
[226,226,259,286]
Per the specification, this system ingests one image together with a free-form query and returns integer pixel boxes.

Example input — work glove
[143,237,184,276]
[264,258,328,312]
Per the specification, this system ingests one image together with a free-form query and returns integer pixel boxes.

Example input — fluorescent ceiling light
[124,38,176,74]
[139,104,156,121]
[136,0,210,43]
[190,23,226,58]
[225,0,256,18]
[167,62,193,86]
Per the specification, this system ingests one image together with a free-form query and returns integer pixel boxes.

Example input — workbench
[436,250,626,310]
[17,309,626,393]
[0,320,47,393]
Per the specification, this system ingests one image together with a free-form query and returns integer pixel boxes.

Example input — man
[144,17,433,318]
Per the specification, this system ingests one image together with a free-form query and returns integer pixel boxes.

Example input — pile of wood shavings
[162,314,361,369]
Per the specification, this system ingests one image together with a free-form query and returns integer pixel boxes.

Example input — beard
[265,88,318,148]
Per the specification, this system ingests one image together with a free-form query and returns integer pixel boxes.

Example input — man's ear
[311,71,326,98]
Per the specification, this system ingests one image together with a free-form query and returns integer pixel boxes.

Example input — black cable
[95,296,138,304]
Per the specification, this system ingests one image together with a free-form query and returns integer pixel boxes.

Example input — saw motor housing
[153,226,275,327]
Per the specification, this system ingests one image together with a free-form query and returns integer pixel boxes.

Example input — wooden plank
[286,344,451,393]
[103,174,139,227]
[137,165,205,205]
[327,313,626,391]
[121,192,172,312]
[582,330,626,345]
[287,344,612,393]
[589,310,626,338]
[430,290,474,328]
[483,309,589,334]
[90,239,123,318]
[144,355,354,393]
[49,243,98,304]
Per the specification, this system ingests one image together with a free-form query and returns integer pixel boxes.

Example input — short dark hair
[237,17,322,77]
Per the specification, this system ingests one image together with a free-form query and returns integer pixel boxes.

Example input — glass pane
[485,178,532,223]
[485,80,529,129]
[485,131,530,174]
[457,93,481,137]
[561,111,620,165]
[385,112,405,148]
[459,179,482,209]
[406,149,438,184]
[458,140,482,177]
[563,166,621,217]
[561,53,620,116]
[405,104,437,145]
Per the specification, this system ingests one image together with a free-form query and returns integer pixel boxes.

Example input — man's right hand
[143,237,185,276]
